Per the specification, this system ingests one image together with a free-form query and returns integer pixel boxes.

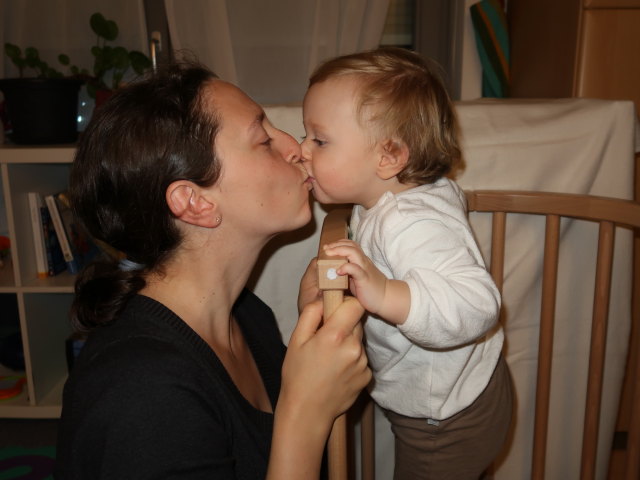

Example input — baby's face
[301,75,383,209]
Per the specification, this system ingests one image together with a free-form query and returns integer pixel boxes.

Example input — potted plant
[85,12,152,106]
[0,12,151,145]
[0,46,85,144]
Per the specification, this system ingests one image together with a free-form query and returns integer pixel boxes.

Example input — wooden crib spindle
[318,207,376,480]
[317,208,351,480]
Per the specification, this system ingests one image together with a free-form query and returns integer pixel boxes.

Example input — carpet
[0,446,55,480]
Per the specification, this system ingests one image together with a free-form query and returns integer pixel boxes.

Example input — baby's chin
[310,186,341,206]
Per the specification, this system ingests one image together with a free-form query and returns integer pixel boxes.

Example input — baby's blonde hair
[309,47,462,184]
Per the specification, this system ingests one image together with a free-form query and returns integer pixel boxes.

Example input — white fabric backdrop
[255,98,637,480]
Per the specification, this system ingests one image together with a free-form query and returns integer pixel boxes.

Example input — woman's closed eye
[261,137,273,147]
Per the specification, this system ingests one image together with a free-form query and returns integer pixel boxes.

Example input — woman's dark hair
[70,62,220,332]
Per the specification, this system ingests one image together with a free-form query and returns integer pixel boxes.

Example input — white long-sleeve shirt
[351,178,504,420]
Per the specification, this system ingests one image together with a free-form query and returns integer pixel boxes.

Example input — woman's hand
[297,258,321,314]
[268,298,370,479]
[282,297,370,421]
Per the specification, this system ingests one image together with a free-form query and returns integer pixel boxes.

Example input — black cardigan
[55,289,286,480]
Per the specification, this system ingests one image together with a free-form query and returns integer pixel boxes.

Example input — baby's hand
[323,240,388,315]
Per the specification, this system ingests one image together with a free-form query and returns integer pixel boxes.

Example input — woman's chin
[294,204,313,229]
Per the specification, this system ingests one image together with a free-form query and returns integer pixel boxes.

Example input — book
[45,191,99,274]
[41,203,67,276]
[27,192,48,279]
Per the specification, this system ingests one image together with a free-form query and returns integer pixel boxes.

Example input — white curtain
[0,0,389,103]
[165,0,390,104]
[0,0,149,79]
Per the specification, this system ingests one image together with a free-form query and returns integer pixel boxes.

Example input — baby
[300,47,513,479]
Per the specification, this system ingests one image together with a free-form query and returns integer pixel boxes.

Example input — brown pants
[385,356,513,480]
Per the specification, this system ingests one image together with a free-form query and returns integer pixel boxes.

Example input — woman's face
[206,80,313,237]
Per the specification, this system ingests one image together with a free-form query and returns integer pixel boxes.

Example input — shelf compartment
[4,163,72,287]
[0,145,75,164]
[0,257,15,291]
[20,270,75,293]
[0,380,63,418]
[21,293,73,408]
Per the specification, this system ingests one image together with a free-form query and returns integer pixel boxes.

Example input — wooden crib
[320,191,640,480]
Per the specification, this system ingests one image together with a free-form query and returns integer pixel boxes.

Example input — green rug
[0,446,55,480]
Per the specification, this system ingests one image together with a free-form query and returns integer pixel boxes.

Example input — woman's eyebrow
[248,112,266,135]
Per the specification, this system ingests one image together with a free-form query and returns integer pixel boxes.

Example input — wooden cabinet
[508,0,640,113]
[0,145,75,418]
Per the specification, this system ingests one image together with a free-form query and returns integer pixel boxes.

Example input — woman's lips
[304,175,315,190]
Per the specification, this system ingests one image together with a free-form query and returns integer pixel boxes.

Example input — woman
[54,63,370,479]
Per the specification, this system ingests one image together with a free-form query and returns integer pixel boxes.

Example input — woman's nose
[280,131,302,164]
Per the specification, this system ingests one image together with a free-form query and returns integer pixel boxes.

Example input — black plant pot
[0,77,83,144]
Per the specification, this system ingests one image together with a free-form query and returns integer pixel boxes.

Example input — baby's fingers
[323,239,356,250]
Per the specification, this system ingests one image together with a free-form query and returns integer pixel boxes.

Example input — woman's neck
[139,236,273,412]
[140,235,262,347]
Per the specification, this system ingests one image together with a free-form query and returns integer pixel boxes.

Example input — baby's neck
[360,181,419,209]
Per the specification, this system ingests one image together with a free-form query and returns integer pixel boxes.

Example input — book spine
[45,194,78,274]
[27,192,48,279]
[41,206,66,276]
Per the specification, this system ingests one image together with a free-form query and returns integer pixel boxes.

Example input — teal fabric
[470,0,510,98]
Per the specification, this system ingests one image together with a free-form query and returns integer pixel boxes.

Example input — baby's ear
[377,138,410,180]
[166,181,220,228]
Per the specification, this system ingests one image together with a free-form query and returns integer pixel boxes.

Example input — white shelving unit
[0,144,76,418]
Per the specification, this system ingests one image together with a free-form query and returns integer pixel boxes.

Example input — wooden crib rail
[317,207,351,480]
[467,190,640,480]
[318,207,375,480]
[323,190,640,480]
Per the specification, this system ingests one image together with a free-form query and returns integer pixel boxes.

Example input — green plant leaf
[105,20,119,41]
[112,46,130,70]
[100,45,116,71]
[4,43,21,60]
[129,51,152,74]
[90,12,108,37]
[37,60,50,76]
[58,54,70,65]
[90,12,119,41]
[25,47,39,62]
[25,56,39,69]
[47,68,63,78]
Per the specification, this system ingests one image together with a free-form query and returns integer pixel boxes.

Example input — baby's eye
[313,138,327,147]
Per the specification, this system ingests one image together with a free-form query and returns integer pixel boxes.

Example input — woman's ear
[377,138,410,180]
[166,181,220,228]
